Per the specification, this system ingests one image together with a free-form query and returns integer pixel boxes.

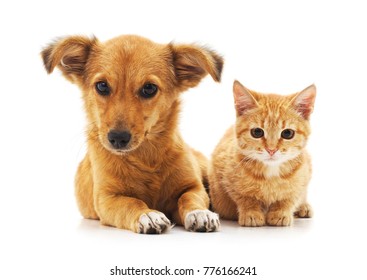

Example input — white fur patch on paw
[138,212,173,234]
[184,210,220,232]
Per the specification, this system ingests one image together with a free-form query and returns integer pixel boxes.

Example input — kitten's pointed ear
[292,84,316,120]
[41,36,97,83]
[233,80,258,116]
[171,44,223,91]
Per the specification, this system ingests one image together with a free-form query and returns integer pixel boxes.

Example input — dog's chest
[120,161,166,208]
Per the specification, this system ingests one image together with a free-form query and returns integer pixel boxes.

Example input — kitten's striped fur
[208,81,316,226]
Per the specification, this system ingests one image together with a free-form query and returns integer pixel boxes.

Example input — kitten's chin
[262,158,284,166]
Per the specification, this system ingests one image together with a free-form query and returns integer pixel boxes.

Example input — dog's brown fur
[42,35,223,233]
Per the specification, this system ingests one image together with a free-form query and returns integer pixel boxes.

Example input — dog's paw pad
[184,209,220,232]
[138,212,173,234]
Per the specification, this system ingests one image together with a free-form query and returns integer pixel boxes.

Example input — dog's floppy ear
[170,44,223,90]
[41,36,97,83]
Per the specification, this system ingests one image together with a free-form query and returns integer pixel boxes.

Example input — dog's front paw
[138,211,173,234]
[184,210,220,232]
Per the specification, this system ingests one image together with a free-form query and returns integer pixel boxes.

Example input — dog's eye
[281,129,295,139]
[140,83,158,98]
[95,81,110,96]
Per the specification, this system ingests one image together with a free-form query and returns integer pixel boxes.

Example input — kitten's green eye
[281,129,295,139]
[251,128,264,138]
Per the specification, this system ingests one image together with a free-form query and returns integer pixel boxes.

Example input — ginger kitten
[208,81,316,226]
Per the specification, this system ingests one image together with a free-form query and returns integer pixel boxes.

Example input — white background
[1,0,366,279]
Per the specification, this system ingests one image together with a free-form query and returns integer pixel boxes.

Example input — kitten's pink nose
[266,148,278,156]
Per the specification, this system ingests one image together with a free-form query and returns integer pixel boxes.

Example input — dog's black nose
[107,130,131,149]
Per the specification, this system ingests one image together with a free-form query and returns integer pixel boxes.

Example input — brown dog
[41,35,223,233]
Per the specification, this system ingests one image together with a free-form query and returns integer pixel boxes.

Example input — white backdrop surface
[0,1,366,279]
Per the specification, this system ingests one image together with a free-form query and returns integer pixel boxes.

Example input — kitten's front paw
[137,211,173,234]
[266,211,293,226]
[239,210,265,227]
[185,210,220,232]
[294,203,313,218]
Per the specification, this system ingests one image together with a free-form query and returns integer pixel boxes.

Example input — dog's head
[42,35,223,154]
